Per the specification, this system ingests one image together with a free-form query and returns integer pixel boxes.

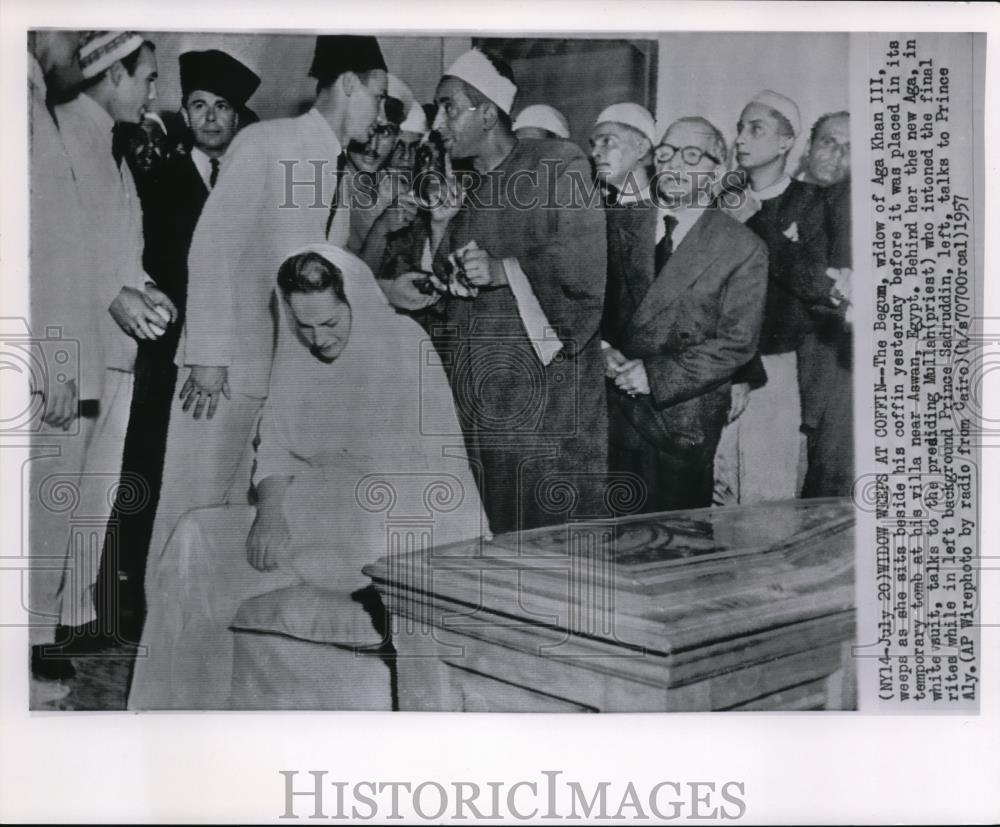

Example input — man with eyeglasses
[604,116,767,512]
[797,111,853,497]
[418,47,608,534]
[146,36,388,597]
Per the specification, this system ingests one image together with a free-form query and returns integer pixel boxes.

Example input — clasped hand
[459,241,507,288]
[605,346,650,396]
[109,284,178,341]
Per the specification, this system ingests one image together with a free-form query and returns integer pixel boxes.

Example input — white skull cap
[444,48,518,115]
[512,104,570,138]
[594,102,656,146]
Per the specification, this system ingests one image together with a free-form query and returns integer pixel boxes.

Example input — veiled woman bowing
[129,244,489,709]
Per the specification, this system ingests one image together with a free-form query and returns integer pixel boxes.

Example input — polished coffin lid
[364,498,855,673]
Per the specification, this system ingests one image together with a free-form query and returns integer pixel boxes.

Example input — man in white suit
[30,33,179,669]
[147,36,388,599]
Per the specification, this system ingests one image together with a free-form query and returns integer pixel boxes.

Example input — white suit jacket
[52,91,149,382]
[180,109,347,398]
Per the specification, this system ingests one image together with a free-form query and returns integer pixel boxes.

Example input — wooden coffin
[364,498,856,712]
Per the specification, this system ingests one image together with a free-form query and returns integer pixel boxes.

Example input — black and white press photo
[2,2,995,823]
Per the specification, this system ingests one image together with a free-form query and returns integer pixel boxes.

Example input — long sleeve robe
[435,137,609,533]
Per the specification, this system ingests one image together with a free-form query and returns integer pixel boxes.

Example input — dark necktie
[209,157,220,188]
[655,214,679,274]
[325,152,349,240]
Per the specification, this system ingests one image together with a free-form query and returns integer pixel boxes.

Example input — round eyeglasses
[654,143,721,166]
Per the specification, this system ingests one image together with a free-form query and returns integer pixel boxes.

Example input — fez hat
[309,35,387,84]
[180,50,261,109]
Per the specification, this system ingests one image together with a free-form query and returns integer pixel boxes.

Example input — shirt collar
[78,91,116,141]
[306,107,342,159]
[750,174,791,201]
[659,205,705,236]
[189,146,215,188]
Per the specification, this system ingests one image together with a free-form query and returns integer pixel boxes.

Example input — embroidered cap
[77,30,146,80]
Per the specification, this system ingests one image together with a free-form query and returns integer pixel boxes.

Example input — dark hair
[277,252,348,303]
[81,39,154,91]
[459,51,515,131]
[316,67,382,95]
[120,40,155,75]
[809,110,850,145]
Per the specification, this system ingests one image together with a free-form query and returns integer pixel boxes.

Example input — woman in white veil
[129,244,488,709]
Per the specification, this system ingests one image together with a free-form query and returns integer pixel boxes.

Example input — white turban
[512,104,570,139]
[399,102,429,136]
[593,103,657,146]
[444,48,518,115]
[749,90,801,138]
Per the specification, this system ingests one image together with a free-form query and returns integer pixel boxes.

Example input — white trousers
[713,352,802,505]
[56,369,133,628]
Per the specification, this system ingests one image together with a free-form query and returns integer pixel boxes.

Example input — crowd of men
[28,31,852,694]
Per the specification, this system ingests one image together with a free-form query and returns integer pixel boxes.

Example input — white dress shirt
[189,146,220,190]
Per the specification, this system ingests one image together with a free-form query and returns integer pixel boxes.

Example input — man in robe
[147,36,388,588]
[604,117,768,511]
[44,31,178,650]
[425,48,609,533]
[28,29,92,684]
[713,91,841,504]
[110,49,260,638]
[797,111,853,497]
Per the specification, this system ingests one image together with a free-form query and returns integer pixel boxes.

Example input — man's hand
[461,242,507,288]
[727,382,751,423]
[109,285,170,340]
[246,506,292,572]
[614,359,651,397]
[378,192,419,234]
[603,345,628,378]
[143,284,179,325]
[179,365,230,420]
[380,272,441,312]
[40,378,78,430]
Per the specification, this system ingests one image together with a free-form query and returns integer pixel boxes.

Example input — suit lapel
[630,209,723,333]
[609,202,657,310]
[182,154,209,201]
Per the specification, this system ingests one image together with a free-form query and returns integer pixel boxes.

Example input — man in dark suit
[108,49,260,639]
[605,116,768,512]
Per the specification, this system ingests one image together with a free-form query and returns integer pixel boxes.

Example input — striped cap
[77,30,145,79]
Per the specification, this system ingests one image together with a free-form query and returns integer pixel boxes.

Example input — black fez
[179,50,261,108]
[309,35,386,84]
